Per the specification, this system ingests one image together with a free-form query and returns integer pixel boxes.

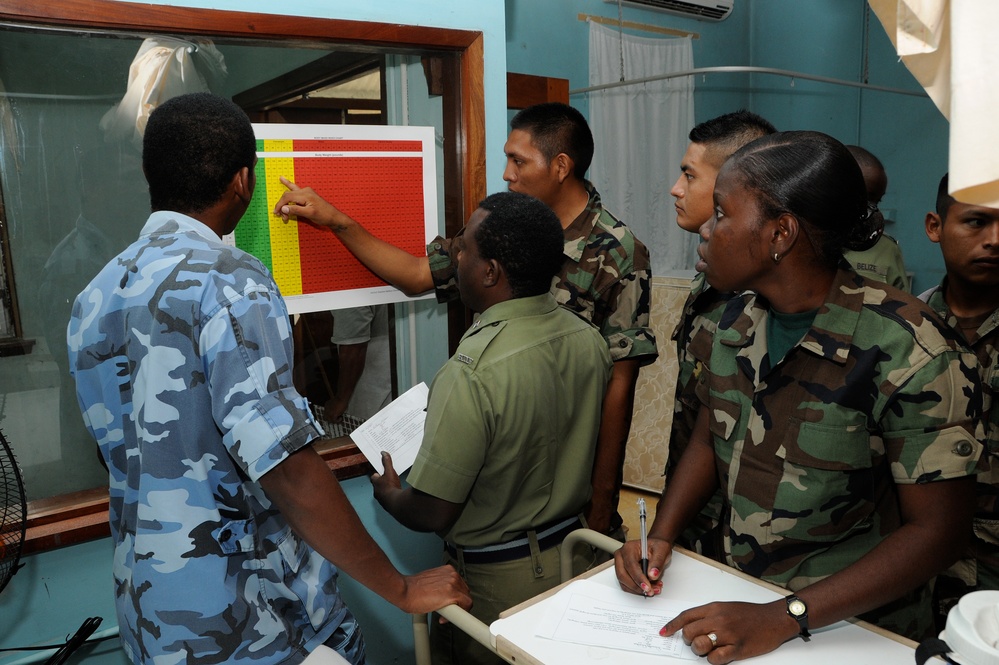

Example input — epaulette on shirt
[452,319,508,370]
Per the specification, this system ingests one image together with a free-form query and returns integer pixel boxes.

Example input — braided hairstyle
[725,130,868,267]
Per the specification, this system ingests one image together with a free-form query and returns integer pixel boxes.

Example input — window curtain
[588,20,695,274]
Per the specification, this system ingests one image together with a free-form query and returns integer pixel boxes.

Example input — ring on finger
[707,632,719,648]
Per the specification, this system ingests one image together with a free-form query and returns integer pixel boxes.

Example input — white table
[490,549,918,664]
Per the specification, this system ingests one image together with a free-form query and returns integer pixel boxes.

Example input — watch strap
[785,595,811,640]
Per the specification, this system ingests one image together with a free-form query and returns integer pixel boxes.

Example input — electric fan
[0,426,26,596]
[0,429,105,663]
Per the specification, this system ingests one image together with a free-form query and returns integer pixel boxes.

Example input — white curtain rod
[569,65,928,98]
[0,92,121,100]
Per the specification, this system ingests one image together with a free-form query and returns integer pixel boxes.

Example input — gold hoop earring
[773,252,782,264]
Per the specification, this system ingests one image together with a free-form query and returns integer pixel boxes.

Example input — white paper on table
[349,382,428,475]
[535,579,698,659]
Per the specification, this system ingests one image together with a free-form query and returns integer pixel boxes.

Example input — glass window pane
[0,23,440,503]
[0,27,148,501]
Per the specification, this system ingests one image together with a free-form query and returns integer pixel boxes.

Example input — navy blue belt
[445,515,584,565]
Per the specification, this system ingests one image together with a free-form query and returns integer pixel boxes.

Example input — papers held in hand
[349,382,428,475]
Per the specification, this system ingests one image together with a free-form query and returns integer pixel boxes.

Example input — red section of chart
[293,155,426,293]
[296,140,423,153]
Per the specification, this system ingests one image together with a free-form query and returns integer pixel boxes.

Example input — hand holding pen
[612,499,669,598]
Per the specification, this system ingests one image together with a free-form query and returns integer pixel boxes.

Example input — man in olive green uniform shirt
[923,174,999,628]
[372,192,612,665]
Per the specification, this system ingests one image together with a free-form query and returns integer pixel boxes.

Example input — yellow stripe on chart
[264,139,302,296]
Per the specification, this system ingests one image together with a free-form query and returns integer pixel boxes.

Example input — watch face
[788,599,806,617]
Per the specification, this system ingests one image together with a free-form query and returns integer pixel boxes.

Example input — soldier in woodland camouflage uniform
[616,131,983,663]
[922,174,999,629]
[426,180,654,363]
[68,93,469,665]
[666,110,776,560]
[275,103,657,538]
[842,145,910,293]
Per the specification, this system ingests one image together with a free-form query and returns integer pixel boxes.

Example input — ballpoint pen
[638,497,649,580]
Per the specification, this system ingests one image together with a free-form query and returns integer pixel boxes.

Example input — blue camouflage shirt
[68,211,345,664]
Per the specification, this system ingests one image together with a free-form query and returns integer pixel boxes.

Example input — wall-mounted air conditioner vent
[603,0,734,22]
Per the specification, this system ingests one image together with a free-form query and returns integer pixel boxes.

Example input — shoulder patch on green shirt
[455,320,509,370]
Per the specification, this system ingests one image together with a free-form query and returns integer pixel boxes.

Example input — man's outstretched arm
[273,177,434,296]
[260,445,471,614]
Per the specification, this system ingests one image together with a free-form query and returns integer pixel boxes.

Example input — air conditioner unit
[603,0,734,22]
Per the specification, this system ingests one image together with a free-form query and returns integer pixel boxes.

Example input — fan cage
[311,404,366,439]
[0,428,26,595]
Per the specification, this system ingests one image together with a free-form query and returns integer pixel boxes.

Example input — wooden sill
[22,440,372,555]
[0,337,36,358]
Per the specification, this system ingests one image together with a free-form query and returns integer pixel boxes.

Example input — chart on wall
[223,123,439,315]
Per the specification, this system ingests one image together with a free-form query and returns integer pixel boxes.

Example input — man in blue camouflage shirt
[68,93,469,665]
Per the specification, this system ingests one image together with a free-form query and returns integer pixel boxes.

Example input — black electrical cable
[0,617,113,662]
[44,616,103,665]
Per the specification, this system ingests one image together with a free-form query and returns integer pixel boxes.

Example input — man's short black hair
[475,192,564,299]
[846,145,885,175]
[846,145,888,203]
[143,92,256,214]
[510,103,594,180]
[936,173,955,218]
[688,109,776,165]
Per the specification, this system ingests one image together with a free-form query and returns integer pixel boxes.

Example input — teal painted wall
[744,0,947,293]
[858,11,950,294]
[504,0,948,293]
[0,539,126,665]
[504,0,751,128]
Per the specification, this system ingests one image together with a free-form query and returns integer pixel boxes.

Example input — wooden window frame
[0,0,485,555]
